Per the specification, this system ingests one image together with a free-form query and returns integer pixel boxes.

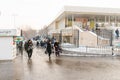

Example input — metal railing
[62,45,115,55]
[94,29,113,46]
[113,46,120,55]
[62,44,120,56]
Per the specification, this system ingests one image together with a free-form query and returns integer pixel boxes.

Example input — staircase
[94,29,112,46]
[73,25,112,46]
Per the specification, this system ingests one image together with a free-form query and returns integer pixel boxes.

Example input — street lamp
[12,14,18,28]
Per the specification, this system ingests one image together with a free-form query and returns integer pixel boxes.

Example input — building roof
[64,6,120,15]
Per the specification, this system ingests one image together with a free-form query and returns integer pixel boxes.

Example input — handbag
[45,50,48,54]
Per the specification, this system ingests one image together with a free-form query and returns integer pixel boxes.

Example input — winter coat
[46,42,52,54]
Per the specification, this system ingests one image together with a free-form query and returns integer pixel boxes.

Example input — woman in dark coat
[27,40,33,59]
[54,41,59,57]
[46,40,52,58]
[24,41,28,52]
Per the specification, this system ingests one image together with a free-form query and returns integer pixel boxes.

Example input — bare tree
[20,25,37,40]
[38,25,48,38]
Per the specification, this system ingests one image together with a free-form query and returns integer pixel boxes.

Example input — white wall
[48,18,65,35]
[58,18,65,30]
[48,22,55,35]
[53,18,65,33]
[0,37,15,60]
[79,31,97,46]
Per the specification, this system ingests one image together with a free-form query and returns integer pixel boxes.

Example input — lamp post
[0,11,1,16]
[12,14,18,28]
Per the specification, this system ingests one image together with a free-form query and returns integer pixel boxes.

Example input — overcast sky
[0,0,120,29]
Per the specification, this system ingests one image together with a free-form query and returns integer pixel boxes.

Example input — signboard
[14,36,24,42]
[0,29,17,36]
[62,29,73,36]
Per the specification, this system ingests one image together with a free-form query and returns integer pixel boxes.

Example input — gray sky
[0,0,120,29]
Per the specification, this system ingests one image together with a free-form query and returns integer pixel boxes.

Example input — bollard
[86,46,87,53]
[112,47,114,56]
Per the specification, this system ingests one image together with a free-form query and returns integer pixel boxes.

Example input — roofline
[64,6,120,14]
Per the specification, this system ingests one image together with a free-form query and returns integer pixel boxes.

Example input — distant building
[47,6,120,46]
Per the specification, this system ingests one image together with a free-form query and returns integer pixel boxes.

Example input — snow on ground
[61,43,75,48]
[61,43,113,55]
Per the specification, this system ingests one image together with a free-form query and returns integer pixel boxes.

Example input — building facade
[47,6,120,46]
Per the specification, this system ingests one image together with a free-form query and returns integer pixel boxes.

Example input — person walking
[18,41,23,55]
[24,41,28,52]
[54,41,60,57]
[115,29,119,39]
[27,39,33,59]
[46,40,52,58]
[36,40,39,48]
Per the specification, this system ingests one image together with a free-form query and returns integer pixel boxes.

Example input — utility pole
[0,11,1,16]
[12,14,17,28]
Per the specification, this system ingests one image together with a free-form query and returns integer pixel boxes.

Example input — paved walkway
[1,48,120,80]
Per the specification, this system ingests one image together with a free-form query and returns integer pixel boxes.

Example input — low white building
[0,29,21,60]
[47,6,120,46]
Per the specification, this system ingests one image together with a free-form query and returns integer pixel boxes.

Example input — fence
[62,45,120,56]
[95,29,113,46]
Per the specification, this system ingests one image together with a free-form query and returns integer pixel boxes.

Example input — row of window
[67,16,120,22]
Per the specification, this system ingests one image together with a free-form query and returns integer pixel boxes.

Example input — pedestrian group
[21,38,62,59]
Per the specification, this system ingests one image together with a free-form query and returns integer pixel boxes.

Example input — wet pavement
[1,48,120,80]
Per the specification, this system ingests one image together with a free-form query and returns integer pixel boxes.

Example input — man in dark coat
[46,40,52,58]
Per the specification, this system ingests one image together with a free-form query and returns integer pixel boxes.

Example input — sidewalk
[0,48,52,80]
[1,48,120,80]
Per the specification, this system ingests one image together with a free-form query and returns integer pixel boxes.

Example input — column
[109,16,110,27]
[72,14,74,45]
[72,14,74,26]
[66,15,68,27]
[105,16,106,23]
[115,16,116,27]
[105,16,106,27]
[94,17,96,30]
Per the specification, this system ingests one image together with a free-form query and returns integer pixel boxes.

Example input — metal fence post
[112,46,114,56]
[60,30,62,44]
[86,46,87,53]
[110,30,113,46]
